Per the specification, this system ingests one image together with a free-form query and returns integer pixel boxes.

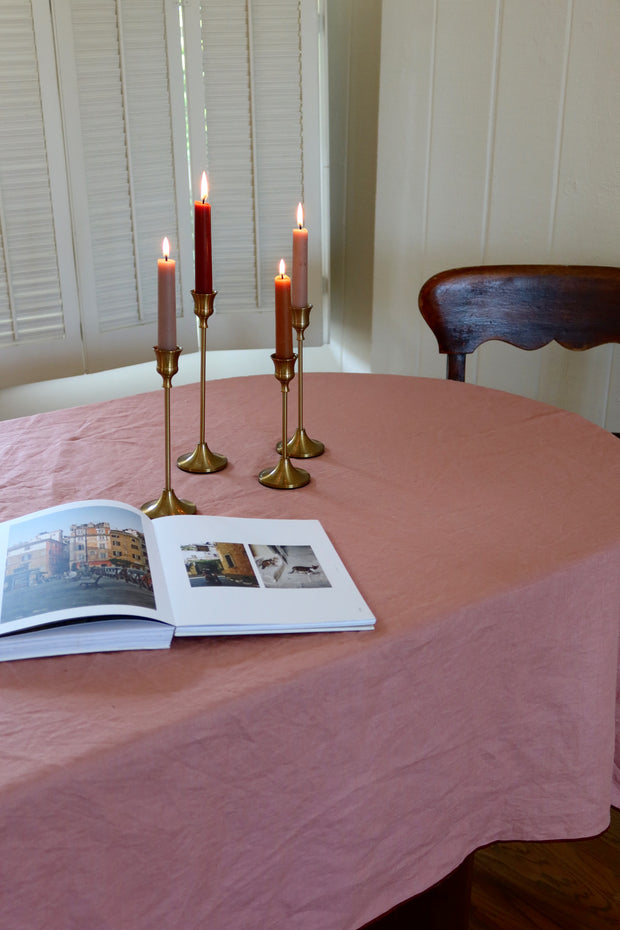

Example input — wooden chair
[418,264,620,382]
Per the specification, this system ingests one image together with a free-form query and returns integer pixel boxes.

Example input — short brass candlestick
[141,346,197,519]
[259,353,310,489]
[177,290,228,474]
[278,304,324,458]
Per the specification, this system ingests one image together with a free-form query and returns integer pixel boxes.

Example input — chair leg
[447,354,467,382]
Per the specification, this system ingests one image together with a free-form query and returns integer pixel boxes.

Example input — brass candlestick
[278,304,324,458]
[259,354,310,489]
[177,290,228,474]
[141,346,197,519]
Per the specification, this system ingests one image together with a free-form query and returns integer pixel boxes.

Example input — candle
[292,201,308,307]
[275,259,293,357]
[157,237,176,350]
[195,171,213,294]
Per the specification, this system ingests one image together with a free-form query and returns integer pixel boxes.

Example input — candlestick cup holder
[141,347,197,519]
[277,304,324,458]
[259,354,310,489]
[177,290,228,474]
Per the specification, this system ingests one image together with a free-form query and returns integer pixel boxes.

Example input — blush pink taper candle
[292,202,308,308]
[157,237,176,349]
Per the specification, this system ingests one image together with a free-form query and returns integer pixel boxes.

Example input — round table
[1,372,619,930]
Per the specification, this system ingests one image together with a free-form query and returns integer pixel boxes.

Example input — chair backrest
[418,264,620,381]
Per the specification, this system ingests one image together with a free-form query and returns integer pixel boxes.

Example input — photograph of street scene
[181,541,331,589]
[250,544,331,589]
[182,542,259,588]
[1,505,156,624]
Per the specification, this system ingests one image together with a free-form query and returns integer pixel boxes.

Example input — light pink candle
[292,202,308,307]
[275,259,292,357]
[157,237,176,349]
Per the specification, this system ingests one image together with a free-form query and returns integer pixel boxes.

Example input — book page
[151,514,374,634]
[0,500,173,636]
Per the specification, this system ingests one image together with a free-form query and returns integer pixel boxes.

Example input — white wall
[325,0,382,372]
[370,0,620,429]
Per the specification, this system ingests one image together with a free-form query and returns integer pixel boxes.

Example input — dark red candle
[195,171,213,294]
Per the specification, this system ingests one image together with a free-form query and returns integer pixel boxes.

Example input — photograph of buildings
[1,505,155,623]
[182,541,259,588]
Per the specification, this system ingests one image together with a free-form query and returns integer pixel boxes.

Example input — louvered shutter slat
[0,2,65,348]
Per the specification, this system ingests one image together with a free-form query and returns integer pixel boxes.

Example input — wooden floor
[469,807,620,930]
[362,807,620,929]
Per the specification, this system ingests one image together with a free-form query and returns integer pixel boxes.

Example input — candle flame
[296,202,304,228]
[279,258,286,277]
[162,237,170,260]
[201,171,209,203]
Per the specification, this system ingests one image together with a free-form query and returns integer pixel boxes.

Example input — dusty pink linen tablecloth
[0,373,619,930]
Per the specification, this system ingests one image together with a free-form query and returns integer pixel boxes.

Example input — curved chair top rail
[418,264,620,358]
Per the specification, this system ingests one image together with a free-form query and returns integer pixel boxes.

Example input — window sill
[0,344,343,421]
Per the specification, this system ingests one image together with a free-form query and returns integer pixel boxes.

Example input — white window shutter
[55,0,194,372]
[0,0,327,386]
[0,0,83,389]
[182,0,326,350]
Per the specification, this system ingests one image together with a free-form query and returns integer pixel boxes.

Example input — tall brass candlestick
[259,354,310,489]
[279,304,324,458]
[141,346,197,519]
[177,290,228,474]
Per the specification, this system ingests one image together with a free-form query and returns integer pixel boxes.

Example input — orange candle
[292,202,308,307]
[195,171,213,294]
[157,237,176,350]
[275,259,292,357]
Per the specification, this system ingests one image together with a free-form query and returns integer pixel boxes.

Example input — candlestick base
[141,345,197,519]
[280,303,325,458]
[258,352,310,490]
[141,488,197,519]
[259,456,310,490]
[177,442,227,474]
[177,290,229,475]
[279,427,325,458]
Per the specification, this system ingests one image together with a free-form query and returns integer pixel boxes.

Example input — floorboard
[469,807,620,930]
[359,808,620,929]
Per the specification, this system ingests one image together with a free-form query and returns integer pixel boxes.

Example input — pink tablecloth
[0,373,619,930]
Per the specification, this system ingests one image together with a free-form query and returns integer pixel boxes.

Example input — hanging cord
[297,0,304,204]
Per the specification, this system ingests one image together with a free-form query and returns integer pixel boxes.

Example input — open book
[0,500,375,661]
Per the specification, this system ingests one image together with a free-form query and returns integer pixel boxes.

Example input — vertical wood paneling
[371,0,620,429]
[541,0,620,427]
[419,0,500,381]
[476,0,571,399]
[338,0,382,370]
[371,0,437,376]
[424,0,498,267]
[421,0,500,379]
[483,0,570,261]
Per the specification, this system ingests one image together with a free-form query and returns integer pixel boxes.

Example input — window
[0,0,327,389]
